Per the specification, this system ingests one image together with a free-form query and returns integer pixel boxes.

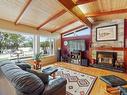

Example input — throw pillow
[17,63,31,70]
[27,69,49,84]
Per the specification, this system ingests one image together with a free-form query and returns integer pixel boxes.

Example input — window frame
[63,27,90,38]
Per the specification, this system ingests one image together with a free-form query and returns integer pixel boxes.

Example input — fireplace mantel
[92,47,125,51]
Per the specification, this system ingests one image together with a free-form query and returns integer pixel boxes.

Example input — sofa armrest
[42,77,67,95]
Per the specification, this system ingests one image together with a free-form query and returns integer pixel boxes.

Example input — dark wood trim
[61,33,62,50]
[124,19,127,70]
[37,9,66,30]
[96,24,118,42]
[93,47,124,51]
[63,31,74,37]
[15,0,32,24]
[75,27,88,33]
[62,27,88,36]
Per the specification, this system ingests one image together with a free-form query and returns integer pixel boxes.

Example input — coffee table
[42,67,58,79]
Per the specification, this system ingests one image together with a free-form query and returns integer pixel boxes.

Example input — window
[0,31,34,60]
[40,37,55,56]
[67,40,86,52]
[0,30,56,61]
[50,38,55,55]
[63,28,91,38]
[75,28,90,36]
[21,35,34,58]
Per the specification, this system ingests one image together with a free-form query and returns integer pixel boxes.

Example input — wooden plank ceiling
[0,0,127,34]
[77,0,127,21]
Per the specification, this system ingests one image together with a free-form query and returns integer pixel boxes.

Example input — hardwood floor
[54,62,127,95]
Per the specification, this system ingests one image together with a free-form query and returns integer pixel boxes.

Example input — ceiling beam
[73,0,96,5]
[61,25,85,35]
[51,19,78,33]
[58,0,92,28]
[15,0,32,24]
[85,8,127,17]
[37,9,66,30]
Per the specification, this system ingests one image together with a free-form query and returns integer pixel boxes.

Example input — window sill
[42,54,55,58]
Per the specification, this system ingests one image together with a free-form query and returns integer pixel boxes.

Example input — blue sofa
[0,61,67,95]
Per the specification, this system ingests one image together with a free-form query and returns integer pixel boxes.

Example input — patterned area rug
[56,67,97,95]
[41,65,97,95]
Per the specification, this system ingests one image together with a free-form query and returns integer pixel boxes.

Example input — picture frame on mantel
[96,24,117,41]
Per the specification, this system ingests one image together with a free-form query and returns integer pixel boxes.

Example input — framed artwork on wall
[96,24,117,41]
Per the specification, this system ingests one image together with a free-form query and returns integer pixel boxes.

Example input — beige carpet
[42,65,97,95]
[56,67,97,95]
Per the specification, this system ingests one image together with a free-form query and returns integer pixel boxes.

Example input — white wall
[0,19,60,38]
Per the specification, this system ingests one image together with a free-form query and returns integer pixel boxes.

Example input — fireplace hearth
[91,51,125,73]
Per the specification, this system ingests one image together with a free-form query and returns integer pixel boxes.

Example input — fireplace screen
[98,57,112,64]
[96,51,117,66]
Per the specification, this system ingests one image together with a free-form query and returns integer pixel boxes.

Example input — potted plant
[33,52,42,69]
[33,52,42,62]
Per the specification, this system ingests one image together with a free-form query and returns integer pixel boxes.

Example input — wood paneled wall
[40,55,57,66]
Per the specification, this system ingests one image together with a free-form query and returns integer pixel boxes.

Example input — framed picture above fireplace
[96,24,117,41]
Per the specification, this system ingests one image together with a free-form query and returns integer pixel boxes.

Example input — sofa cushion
[27,68,49,84]
[17,63,31,70]
[0,62,44,95]
[0,60,14,67]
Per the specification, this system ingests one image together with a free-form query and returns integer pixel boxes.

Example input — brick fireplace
[91,51,125,72]
[91,19,125,72]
